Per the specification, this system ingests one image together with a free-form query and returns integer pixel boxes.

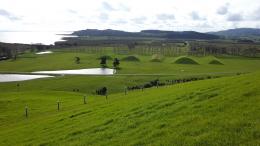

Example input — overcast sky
[0,0,260,32]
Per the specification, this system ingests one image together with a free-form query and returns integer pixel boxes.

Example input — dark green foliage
[113,58,120,69]
[75,56,80,64]
[96,87,107,95]
[100,56,107,68]
[174,57,199,65]
[98,55,112,60]
[209,59,224,65]
[121,56,140,62]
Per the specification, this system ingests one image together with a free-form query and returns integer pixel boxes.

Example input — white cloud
[217,3,230,15]
[190,11,206,21]
[0,9,21,21]
[157,14,175,21]
[0,0,260,32]
[227,13,243,21]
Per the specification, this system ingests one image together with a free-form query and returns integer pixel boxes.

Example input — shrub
[96,87,107,95]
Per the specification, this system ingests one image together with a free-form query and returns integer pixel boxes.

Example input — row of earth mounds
[174,56,199,65]
[208,59,224,65]
[98,55,224,65]
[173,56,224,65]
[171,56,224,65]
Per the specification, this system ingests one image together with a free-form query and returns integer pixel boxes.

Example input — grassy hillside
[0,72,259,146]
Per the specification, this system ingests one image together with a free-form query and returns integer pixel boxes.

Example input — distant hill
[209,28,260,38]
[72,29,220,40]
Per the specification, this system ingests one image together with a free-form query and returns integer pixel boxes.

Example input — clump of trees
[96,87,107,95]
[100,56,107,68]
[189,41,260,57]
[113,58,120,69]
[0,46,17,60]
[75,57,80,64]
[243,48,258,57]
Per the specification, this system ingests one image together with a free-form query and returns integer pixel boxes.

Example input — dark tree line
[189,41,260,57]
[0,46,18,60]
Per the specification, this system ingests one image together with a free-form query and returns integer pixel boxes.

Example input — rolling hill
[209,28,260,38]
[0,72,259,145]
[72,29,220,40]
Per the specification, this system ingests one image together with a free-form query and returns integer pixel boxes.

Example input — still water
[0,68,115,82]
[0,74,53,82]
[36,51,53,55]
[0,31,76,45]
[33,68,116,75]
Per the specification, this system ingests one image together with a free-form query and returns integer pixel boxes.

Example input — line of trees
[0,43,53,61]
[189,41,260,57]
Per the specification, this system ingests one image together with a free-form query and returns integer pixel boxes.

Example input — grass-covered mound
[150,54,164,62]
[0,72,259,145]
[97,55,113,60]
[209,59,224,65]
[174,56,199,65]
[121,56,140,62]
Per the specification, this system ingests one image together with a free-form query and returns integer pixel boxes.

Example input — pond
[33,68,116,75]
[36,51,53,55]
[0,74,53,82]
[0,68,115,82]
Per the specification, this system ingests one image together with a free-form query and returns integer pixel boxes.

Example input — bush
[96,87,107,95]
[121,56,140,62]
[174,57,199,65]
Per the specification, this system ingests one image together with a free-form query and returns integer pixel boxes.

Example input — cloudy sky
[0,0,260,32]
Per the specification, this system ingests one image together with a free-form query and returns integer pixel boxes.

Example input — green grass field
[0,72,259,145]
[0,52,259,75]
[0,51,260,145]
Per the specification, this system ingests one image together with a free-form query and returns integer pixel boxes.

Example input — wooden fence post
[57,100,60,111]
[25,106,28,118]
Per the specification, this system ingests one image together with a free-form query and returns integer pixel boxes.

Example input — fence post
[84,96,86,104]
[25,106,28,118]
[57,100,60,111]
